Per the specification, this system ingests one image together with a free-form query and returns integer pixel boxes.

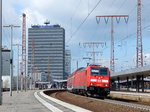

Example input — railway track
[102,98,150,111]
[46,90,150,112]
[80,94,150,111]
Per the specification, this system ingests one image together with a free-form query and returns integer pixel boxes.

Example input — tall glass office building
[28,24,65,81]
[64,50,71,79]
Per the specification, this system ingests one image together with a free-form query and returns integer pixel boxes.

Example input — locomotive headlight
[102,80,108,83]
[104,84,108,86]
[90,83,94,86]
[90,79,97,82]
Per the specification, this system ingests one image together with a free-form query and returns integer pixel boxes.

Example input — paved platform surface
[38,91,91,112]
[111,91,150,97]
[0,90,50,112]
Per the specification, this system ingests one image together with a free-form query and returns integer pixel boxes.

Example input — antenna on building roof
[44,20,50,26]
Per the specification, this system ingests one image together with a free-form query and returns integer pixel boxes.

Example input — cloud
[143,53,150,65]
[23,8,46,25]
[3,0,150,73]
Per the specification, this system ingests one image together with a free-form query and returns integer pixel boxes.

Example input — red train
[67,64,110,97]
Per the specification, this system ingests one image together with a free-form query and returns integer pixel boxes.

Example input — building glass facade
[2,50,10,76]
[64,50,71,79]
[28,24,65,80]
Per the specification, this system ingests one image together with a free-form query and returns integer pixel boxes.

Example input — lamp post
[3,25,20,96]
[0,0,2,105]
[12,44,22,93]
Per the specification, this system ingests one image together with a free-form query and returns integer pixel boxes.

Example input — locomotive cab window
[91,67,108,76]
[100,68,108,76]
[91,67,100,75]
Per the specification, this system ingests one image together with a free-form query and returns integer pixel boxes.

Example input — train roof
[88,64,108,68]
[68,65,109,78]
[76,67,86,72]
[88,64,101,67]
[68,67,85,78]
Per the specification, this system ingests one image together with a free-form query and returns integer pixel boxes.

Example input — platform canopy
[111,65,150,80]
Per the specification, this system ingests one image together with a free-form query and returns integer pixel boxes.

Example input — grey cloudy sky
[2,0,150,73]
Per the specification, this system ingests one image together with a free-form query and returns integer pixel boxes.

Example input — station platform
[2,90,149,112]
[0,90,49,112]
[0,90,91,112]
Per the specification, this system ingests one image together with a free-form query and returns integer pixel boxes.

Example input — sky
[2,0,150,74]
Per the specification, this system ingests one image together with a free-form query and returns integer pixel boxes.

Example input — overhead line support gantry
[96,15,129,72]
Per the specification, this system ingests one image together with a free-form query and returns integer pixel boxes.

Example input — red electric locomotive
[67,64,110,97]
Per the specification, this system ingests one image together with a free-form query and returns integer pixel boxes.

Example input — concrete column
[111,80,115,90]
[127,77,129,91]
[141,75,144,92]
[131,77,133,89]
[117,77,120,90]
[136,76,140,92]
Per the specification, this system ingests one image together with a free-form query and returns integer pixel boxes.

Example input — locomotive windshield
[100,68,108,76]
[91,68,99,75]
[91,67,108,76]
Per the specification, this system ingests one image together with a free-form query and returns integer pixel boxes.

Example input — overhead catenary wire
[101,1,140,47]
[67,0,103,44]
[2,17,11,47]
[116,24,150,44]
[113,1,136,60]
[88,0,136,69]
[100,23,150,60]
[115,0,128,14]
[96,0,124,46]
[100,1,138,51]
[100,1,150,53]
[69,0,82,43]
[3,14,22,47]
[70,0,82,20]
[106,0,117,13]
